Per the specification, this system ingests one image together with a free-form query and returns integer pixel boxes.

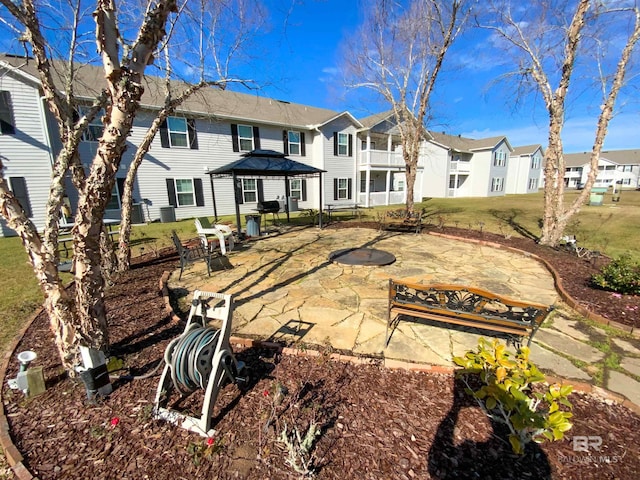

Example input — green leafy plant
[186,437,224,466]
[591,254,640,295]
[453,338,573,454]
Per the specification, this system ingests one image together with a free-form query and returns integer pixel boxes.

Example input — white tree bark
[0,0,178,371]
[344,0,470,213]
[481,0,640,246]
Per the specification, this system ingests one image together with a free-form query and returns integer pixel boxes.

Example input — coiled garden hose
[164,323,221,395]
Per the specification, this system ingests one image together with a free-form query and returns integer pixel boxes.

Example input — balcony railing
[359,149,405,167]
[450,161,471,173]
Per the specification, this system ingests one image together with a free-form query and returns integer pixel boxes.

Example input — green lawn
[1,189,638,355]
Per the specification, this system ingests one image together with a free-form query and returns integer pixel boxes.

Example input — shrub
[453,338,573,455]
[591,254,640,295]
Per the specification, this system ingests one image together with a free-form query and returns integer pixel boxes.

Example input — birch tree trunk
[0,0,178,371]
[482,0,640,246]
[343,0,469,214]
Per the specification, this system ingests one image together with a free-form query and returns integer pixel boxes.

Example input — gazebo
[205,150,326,235]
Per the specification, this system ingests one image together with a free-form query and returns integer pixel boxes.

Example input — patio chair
[171,230,211,279]
[194,218,235,255]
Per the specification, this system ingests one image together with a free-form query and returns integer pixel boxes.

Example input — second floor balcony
[359,149,425,168]
[450,160,471,173]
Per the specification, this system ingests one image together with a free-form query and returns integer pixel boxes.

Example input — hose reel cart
[154,290,246,437]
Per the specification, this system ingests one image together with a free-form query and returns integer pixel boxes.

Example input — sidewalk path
[170,226,640,406]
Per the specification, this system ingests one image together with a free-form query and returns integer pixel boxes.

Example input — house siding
[422,141,450,198]
[116,113,323,222]
[320,117,358,204]
[0,70,54,237]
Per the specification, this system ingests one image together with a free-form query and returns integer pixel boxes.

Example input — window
[283,130,305,156]
[167,117,188,147]
[338,133,349,156]
[531,155,541,169]
[528,178,539,190]
[337,178,348,199]
[361,140,376,150]
[396,180,405,192]
[159,117,198,149]
[622,165,634,172]
[491,177,504,192]
[242,179,258,203]
[0,91,15,134]
[493,150,506,167]
[288,131,301,155]
[174,179,195,206]
[9,177,31,216]
[238,125,254,151]
[333,178,352,200]
[166,178,204,207]
[289,179,307,200]
[106,184,121,210]
[79,107,105,142]
[333,132,352,156]
[232,124,260,152]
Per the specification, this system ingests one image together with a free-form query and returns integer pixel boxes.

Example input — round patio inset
[328,248,396,266]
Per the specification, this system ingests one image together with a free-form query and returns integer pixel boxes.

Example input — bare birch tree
[0,0,263,373]
[115,0,263,271]
[481,0,640,246]
[344,0,470,213]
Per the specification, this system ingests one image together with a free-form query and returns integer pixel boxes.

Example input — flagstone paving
[169,225,640,406]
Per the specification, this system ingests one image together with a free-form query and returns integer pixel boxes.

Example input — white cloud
[461,113,640,153]
[318,66,339,83]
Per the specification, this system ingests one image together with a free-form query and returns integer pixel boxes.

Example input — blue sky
[1,0,637,153]
[246,0,639,153]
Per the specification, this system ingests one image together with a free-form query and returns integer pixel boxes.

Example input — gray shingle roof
[511,144,543,156]
[359,110,395,129]
[564,149,640,167]
[427,131,508,153]
[0,54,342,129]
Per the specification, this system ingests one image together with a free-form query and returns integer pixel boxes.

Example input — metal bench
[387,280,553,346]
[380,209,424,234]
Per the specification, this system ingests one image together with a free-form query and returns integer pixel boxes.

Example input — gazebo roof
[206,150,325,178]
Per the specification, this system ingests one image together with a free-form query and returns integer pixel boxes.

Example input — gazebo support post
[318,172,323,228]
[209,174,219,222]
[232,172,243,236]
[284,175,291,223]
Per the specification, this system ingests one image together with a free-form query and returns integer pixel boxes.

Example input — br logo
[572,435,602,452]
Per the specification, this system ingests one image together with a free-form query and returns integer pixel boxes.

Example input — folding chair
[171,230,211,279]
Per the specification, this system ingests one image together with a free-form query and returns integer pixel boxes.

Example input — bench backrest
[198,216,213,229]
[385,209,422,220]
[389,279,552,329]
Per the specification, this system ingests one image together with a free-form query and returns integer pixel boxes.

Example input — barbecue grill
[255,200,282,230]
[256,200,281,215]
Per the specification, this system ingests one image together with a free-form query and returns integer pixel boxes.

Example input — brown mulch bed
[2,229,640,479]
